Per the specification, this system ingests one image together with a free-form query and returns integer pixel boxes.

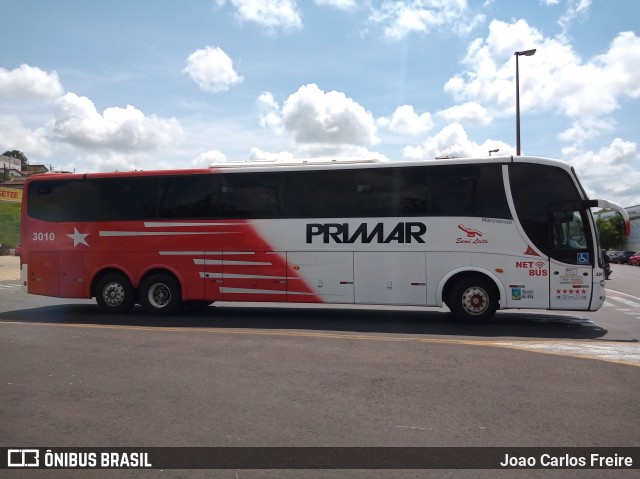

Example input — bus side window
[550,209,591,264]
[509,163,585,258]
[286,170,356,218]
[552,210,585,250]
[220,173,284,219]
[159,175,220,219]
[28,180,101,222]
[94,178,157,220]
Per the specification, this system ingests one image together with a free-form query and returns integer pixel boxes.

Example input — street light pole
[515,48,536,156]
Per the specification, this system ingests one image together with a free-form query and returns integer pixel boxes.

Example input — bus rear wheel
[447,276,498,324]
[140,273,182,316]
[95,273,135,314]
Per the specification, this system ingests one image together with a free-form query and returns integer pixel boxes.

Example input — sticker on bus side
[305,222,427,244]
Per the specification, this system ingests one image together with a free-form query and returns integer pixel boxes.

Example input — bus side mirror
[592,199,631,236]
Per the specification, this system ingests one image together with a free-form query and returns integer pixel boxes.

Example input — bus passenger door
[548,208,593,310]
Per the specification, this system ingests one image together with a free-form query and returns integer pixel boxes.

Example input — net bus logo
[7,449,39,467]
[515,261,548,276]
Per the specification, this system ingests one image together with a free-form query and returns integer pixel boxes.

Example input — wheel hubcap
[103,282,125,307]
[148,283,171,308]
[462,286,489,315]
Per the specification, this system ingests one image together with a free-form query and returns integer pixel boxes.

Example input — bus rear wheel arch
[94,272,135,314]
[139,272,182,316]
[446,275,499,324]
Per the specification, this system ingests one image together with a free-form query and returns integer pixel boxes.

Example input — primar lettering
[306,222,427,244]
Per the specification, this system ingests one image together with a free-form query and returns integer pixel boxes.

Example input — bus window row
[28,164,512,222]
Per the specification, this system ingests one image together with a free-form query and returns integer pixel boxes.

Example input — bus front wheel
[447,276,498,324]
[140,273,182,316]
[95,273,135,314]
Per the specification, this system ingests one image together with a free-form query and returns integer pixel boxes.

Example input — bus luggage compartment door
[59,251,84,298]
[286,252,354,304]
[354,252,427,306]
[29,251,60,297]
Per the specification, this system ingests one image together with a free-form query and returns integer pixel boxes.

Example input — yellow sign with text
[0,187,22,203]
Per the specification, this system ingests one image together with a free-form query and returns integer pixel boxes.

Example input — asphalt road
[1,257,639,478]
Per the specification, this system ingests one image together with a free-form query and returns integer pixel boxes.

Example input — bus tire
[140,273,182,316]
[447,276,498,324]
[95,273,135,314]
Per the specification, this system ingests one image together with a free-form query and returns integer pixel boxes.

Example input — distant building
[26,164,49,175]
[3,167,23,178]
[625,205,640,251]
[0,176,27,189]
[0,155,22,171]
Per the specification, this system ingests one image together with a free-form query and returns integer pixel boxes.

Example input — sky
[1,0,639,206]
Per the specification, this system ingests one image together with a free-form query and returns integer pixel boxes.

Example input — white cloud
[558,0,591,37]
[257,92,284,133]
[184,46,243,93]
[403,122,513,160]
[377,105,433,135]
[562,138,640,206]
[368,0,485,40]
[0,64,64,101]
[315,0,357,10]
[443,19,545,113]
[248,147,295,162]
[437,102,491,125]
[444,20,640,144]
[191,150,227,167]
[294,143,388,159]
[557,118,614,144]
[0,115,52,157]
[53,92,183,151]
[63,151,146,173]
[281,83,379,146]
[219,0,302,33]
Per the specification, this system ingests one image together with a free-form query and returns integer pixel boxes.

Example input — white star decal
[66,227,90,247]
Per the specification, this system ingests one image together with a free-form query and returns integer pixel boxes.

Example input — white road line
[607,289,640,302]
[607,296,640,308]
[0,284,20,290]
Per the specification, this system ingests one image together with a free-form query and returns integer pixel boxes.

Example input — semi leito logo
[457,224,483,238]
[456,224,488,244]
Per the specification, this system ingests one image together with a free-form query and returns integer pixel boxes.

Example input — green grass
[0,203,21,247]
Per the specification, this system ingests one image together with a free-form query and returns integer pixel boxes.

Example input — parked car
[629,253,640,266]
[14,244,21,257]
[607,249,620,260]
[0,243,9,256]
[611,251,637,264]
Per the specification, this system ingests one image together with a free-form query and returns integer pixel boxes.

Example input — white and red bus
[20,156,630,323]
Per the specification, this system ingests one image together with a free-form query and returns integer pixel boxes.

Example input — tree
[597,215,625,250]
[2,150,29,170]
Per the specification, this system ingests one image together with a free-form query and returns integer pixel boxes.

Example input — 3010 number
[32,232,55,241]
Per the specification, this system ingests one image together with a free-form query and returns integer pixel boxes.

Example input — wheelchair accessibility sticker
[577,252,589,265]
